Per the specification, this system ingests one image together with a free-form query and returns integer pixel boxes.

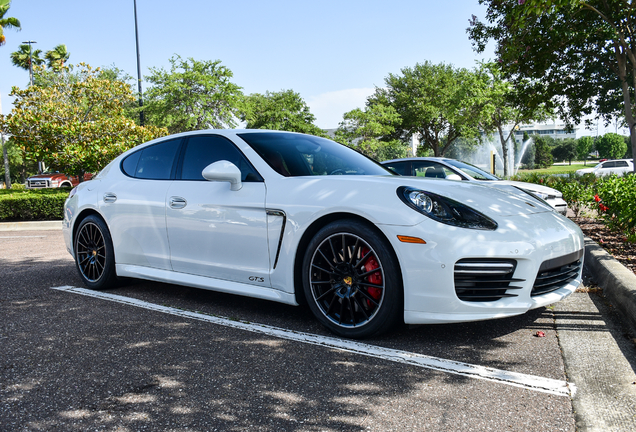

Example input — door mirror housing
[202,160,243,191]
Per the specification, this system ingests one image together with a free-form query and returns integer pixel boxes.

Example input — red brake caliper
[360,247,382,306]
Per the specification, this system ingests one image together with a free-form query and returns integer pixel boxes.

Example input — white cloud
[307,88,375,129]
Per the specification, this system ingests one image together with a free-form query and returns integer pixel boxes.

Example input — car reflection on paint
[382,157,569,215]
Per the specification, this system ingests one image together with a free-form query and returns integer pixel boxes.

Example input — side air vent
[532,249,584,296]
[454,259,525,302]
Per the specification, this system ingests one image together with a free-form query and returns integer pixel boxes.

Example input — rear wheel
[74,215,118,290]
[302,220,403,338]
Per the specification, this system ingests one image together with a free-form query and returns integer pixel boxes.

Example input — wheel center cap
[343,276,352,286]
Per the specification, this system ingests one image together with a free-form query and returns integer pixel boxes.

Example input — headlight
[397,186,497,230]
[529,190,548,200]
[515,187,553,210]
[68,186,78,199]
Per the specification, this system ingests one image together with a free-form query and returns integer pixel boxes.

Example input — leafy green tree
[596,132,628,159]
[370,61,486,157]
[576,136,594,165]
[0,135,27,185]
[335,104,409,161]
[44,44,70,71]
[475,62,551,176]
[144,55,243,134]
[11,43,44,71]
[0,0,20,46]
[5,63,167,178]
[533,135,554,168]
[468,0,636,171]
[551,138,577,164]
[241,89,325,136]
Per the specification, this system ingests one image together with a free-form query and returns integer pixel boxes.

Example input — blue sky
[1,0,497,128]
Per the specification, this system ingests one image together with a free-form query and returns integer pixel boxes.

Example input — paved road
[1,230,635,431]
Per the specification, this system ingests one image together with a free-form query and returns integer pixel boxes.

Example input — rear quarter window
[121,139,181,180]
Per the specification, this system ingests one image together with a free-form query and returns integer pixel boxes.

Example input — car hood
[274,176,555,220]
[395,177,554,217]
[495,180,562,197]
[575,167,595,174]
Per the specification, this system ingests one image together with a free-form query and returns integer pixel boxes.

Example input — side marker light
[397,235,426,244]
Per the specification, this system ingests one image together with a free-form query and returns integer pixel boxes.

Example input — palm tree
[45,44,70,71]
[11,43,44,70]
[11,44,44,85]
[0,0,21,46]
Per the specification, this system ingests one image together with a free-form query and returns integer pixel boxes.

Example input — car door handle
[103,193,117,203]
[169,196,187,209]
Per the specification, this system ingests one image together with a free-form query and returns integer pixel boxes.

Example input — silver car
[382,157,568,216]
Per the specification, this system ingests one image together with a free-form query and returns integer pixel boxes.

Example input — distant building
[513,121,577,144]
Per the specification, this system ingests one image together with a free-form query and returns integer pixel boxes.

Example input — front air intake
[532,250,584,296]
[454,259,525,302]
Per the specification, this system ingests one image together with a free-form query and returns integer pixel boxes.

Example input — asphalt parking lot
[2,230,636,431]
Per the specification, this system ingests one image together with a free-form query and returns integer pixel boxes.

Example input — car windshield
[444,160,500,181]
[238,132,394,177]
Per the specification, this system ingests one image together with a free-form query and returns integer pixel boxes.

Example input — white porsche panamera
[63,130,585,338]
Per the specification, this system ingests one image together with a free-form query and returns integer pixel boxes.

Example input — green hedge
[0,189,69,221]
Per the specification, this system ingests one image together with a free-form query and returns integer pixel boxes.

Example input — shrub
[591,174,636,241]
[0,189,69,221]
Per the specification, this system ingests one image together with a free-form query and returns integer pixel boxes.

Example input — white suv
[575,159,634,176]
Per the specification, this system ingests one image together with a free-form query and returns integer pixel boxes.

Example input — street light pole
[133,0,144,126]
[22,40,37,86]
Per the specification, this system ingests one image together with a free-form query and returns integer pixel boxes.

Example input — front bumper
[380,210,584,324]
[547,197,568,215]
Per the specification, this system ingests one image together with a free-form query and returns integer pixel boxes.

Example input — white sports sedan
[63,130,584,338]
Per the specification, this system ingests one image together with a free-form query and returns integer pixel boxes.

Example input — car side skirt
[116,264,298,306]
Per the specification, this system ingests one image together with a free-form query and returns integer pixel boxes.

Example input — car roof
[382,157,451,164]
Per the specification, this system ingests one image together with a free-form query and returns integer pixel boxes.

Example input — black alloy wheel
[74,215,118,290]
[303,220,402,338]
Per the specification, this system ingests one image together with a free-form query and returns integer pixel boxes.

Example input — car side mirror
[446,174,462,181]
[202,160,243,191]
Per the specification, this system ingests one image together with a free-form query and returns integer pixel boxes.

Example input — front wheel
[302,220,403,338]
[74,215,118,290]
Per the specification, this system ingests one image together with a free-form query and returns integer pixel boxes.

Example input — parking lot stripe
[51,285,575,397]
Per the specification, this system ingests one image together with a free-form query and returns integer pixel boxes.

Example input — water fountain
[449,135,534,178]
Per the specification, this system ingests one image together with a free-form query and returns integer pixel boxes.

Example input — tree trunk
[1,133,10,189]
[498,127,509,177]
[614,41,636,172]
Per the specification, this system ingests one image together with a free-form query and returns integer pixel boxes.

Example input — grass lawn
[517,161,599,175]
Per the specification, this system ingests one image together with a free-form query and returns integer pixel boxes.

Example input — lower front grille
[532,249,584,296]
[454,259,525,302]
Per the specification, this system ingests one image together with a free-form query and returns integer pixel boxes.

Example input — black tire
[302,219,403,338]
[74,215,118,290]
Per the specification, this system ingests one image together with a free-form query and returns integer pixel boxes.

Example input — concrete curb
[584,236,636,333]
[0,220,63,231]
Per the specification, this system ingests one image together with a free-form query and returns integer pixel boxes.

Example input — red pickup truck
[26,171,92,189]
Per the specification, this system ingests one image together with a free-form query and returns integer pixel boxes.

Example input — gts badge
[249,276,265,283]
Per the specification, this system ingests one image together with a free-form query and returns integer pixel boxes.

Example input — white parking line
[51,285,575,397]
[0,235,47,239]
